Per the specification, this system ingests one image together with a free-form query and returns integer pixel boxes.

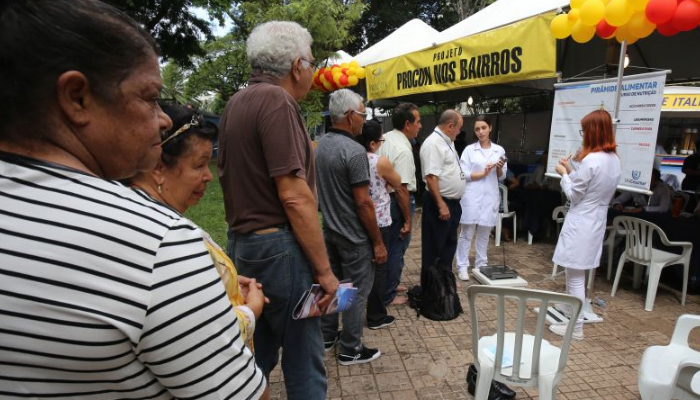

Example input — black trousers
[366,226,393,324]
[421,191,462,275]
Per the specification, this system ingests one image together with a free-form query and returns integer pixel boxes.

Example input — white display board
[547,70,669,194]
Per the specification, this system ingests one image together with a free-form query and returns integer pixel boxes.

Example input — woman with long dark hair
[550,109,621,340]
[456,115,507,281]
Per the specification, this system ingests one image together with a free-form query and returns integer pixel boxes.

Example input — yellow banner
[365,13,557,101]
[662,94,700,110]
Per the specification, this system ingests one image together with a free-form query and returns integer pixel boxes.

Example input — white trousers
[565,268,586,331]
[456,224,491,271]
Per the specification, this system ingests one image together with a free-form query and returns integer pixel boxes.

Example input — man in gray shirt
[316,89,387,365]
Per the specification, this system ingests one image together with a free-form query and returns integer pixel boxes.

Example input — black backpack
[412,257,463,321]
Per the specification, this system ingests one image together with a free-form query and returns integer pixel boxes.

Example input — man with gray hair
[420,110,466,275]
[218,21,338,399]
[316,89,387,365]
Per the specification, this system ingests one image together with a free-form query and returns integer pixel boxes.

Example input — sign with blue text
[547,70,669,194]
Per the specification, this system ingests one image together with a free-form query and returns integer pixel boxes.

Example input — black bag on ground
[418,257,463,321]
[407,285,422,317]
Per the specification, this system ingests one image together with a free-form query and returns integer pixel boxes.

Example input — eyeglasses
[161,115,199,146]
[345,109,368,117]
[579,129,584,136]
[300,57,318,69]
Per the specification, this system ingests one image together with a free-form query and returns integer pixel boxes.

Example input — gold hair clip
[161,115,199,146]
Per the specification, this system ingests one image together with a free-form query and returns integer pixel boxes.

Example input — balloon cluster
[551,0,700,43]
[312,60,366,92]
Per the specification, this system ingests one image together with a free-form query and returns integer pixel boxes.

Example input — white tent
[436,0,568,45]
[354,19,439,67]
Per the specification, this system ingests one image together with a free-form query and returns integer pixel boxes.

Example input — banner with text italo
[547,70,669,194]
[365,13,557,101]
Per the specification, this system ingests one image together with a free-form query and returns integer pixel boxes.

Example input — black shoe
[368,315,396,330]
[467,364,516,399]
[324,331,340,352]
[338,346,381,366]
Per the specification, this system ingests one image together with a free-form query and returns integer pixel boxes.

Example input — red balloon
[313,75,322,87]
[646,0,677,24]
[339,75,349,86]
[656,20,680,35]
[324,70,333,81]
[596,19,618,38]
[671,0,700,30]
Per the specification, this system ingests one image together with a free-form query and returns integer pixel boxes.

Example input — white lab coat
[553,152,621,270]
[459,141,507,227]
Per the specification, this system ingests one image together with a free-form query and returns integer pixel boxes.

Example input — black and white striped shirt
[0,152,265,399]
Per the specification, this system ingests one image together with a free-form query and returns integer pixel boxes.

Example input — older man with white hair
[316,89,387,366]
[219,21,338,400]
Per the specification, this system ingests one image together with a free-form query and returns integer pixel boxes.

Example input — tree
[344,0,496,55]
[161,63,189,105]
[108,0,233,66]
[185,35,250,113]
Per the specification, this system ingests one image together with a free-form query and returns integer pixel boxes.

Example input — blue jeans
[321,229,375,353]
[228,227,326,400]
[382,194,416,305]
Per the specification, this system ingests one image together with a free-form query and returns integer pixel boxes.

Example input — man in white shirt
[419,109,466,274]
[612,169,671,213]
[376,103,420,305]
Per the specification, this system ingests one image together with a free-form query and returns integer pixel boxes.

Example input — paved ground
[268,210,700,399]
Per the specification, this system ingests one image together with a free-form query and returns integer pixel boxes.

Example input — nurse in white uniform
[456,115,507,281]
[551,109,621,340]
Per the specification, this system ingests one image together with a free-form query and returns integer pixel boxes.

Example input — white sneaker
[458,270,470,281]
[549,324,583,340]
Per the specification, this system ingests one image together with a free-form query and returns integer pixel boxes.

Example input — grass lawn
[184,163,229,246]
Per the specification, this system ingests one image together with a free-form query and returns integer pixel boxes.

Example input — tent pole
[612,40,628,132]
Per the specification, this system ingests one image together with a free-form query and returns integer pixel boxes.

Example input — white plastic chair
[551,205,567,238]
[638,314,700,400]
[468,285,582,400]
[496,184,517,247]
[610,216,692,311]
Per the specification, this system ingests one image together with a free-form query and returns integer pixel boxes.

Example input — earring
[157,184,162,194]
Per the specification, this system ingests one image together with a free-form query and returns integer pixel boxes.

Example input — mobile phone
[500,154,508,162]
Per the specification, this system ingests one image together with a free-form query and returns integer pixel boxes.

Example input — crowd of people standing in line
[0,1,628,398]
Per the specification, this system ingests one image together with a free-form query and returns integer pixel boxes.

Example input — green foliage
[109,0,233,66]
[161,63,189,105]
[344,0,459,54]
[234,0,364,62]
[185,35,251,114]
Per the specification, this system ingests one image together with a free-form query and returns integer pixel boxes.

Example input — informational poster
[547,70,669,194]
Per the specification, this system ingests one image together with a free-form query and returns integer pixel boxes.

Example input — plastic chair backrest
[670,314,700,348]
[468,285,582,384]
[613,216,661,263]
[499,184,510,214]
[518,173,533,187]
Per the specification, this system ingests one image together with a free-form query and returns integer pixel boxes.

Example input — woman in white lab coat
[456,115,507,281]
[550,109,621,340]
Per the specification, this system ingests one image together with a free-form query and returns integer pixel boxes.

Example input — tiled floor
[268,210,700,399]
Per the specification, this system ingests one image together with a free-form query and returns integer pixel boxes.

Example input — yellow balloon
[340,62,349,69]
[628,0,649,11]
[322,81,333,91]
[627,11,656,38]
[355,67,366,79]
[571,0,586,8]
[605,0,633,26]
[551,14,572,38]
[568,8,581,23]
[580,0,606,25]
[571,20,596,42]
[349,60,360,68]
[348,75,359,86]
[347,67,356,76]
